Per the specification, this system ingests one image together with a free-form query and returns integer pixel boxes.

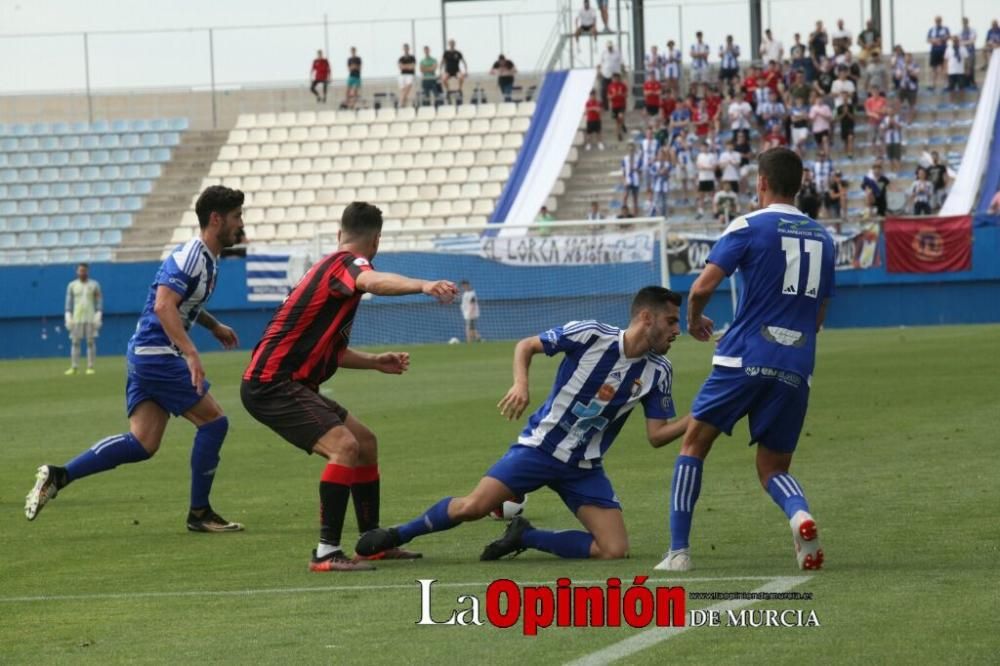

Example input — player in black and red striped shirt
[241,202,457,572]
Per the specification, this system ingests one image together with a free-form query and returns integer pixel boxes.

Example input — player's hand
[375,352,410,374]
[688,314,715,342]
[498,383,529,421]
[93,311,103,328]
[64,312,72,330]
[186,352,206,396]
[212,324,239,350]
[423,280,458,304]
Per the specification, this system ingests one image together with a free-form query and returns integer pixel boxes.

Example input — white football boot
[654,548,692,572]
[790,510,824,570]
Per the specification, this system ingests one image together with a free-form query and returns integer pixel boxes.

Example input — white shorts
[792,127,810,145]
[398,74,415,89]
[70,322,99,341]
[690,66,709,83]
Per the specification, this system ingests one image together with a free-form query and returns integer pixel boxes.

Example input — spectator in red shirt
[643,76,662,120]
[692,99,712,139]
[741,66,761,108]
[763,123,788,149]
[704,86,723,134]
[660,88,678,124]
[310,49,331,103]
[583,89,605,151]
[607,73,628,141]
[763,60,783,94]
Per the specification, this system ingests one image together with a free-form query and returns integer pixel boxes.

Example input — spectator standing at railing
[671,133,695,204]
[809,20,829,62]
[694,139,718,218]
[419,46,439,103]
[691,98,713,142]
[441,40,468,100]
[583,89,605,151]
[643,75,662,121]
[762,60,784,95]
[346,47,362,109]
[719,35,741,86]
[690,32,711,87]
[881,101,904,173]
[985,21,1000,66]
[831,19,853,57]
[811,149,834,200]
[959,18,977,89]
[598,40,624,110]
[622,143,644,213]
[587,200,605,221]
[858,19,881,62]
[945,36,966,102]
[398,44,417,107]
[664,40,682,93]
[926,150,951,209]
[490,55,517,102]
[811,57,835,98]
[713,181,740,224]
[826,170,847,219]
[607,71,628,140]
[908,168,935,215]
[862,161,890,217]
[645,44,665,81]
[896,52,920,123]
[927,16,951,92]
[574,0,599,51]
[704,85,723,136]
[310,50,331,103]
[760,28,784,64]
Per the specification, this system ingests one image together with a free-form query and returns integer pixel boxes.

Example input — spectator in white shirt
[717,140,742,194]
[945,36,966,101]
[586,200,605,221]
[598,41,624,110]
[690,31,711,84]
[759,28,784,64]
[727,95,753,133]
[694,140,718,217]
[574,0,599,49]
[830,67,856,109]
[831,19,853,55]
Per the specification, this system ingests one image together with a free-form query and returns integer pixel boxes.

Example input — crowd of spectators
[582,11,995,222]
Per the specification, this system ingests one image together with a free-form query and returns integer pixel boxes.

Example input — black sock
[351,465,381,533]
[319,464,353,547]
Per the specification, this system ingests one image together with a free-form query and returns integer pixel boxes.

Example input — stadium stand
[0,118,187,265]
[167,102,544,250]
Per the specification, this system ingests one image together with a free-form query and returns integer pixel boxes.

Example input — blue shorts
[485,445,621,514]
[347,75,361,88]
[691,366,809,453]
[125,354,210,417]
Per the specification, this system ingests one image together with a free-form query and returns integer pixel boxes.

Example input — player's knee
[132,433,161,457]
[593,539,629,559]
[356,429,378,463]
[450,496,490,521]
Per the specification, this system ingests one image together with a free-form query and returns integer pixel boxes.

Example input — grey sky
[0,0,996,94]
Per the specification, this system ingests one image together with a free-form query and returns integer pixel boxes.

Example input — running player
[240,201,457,572]
[355,287,689,562]
[64,262,102,375]
[656,147,835,572]
[26,186,246,532]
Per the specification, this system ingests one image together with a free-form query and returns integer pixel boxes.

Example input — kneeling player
[356,287,689,561]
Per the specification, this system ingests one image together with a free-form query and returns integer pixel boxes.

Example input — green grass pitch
[1,325,998,663]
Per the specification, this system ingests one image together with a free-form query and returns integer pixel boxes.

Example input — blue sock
[669,455,703,550]
[766,472,810,519]
[396,497,456,543]
[65,433,150,483]
[521,528,593,559]
[190,417,228,509]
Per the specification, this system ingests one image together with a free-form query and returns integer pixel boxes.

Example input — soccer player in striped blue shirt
[656,148,835,572]
[356,287,689,561]
[25,186,247,533]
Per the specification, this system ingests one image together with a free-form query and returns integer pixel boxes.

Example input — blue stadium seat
[49,248,70,263]
[122,196,142,211]
[60,199,81,214]
[69,121,89,134]
[101,197,121,212]
[90,120,110,133]
[11,124,29,136]
[149,119,168,131]
[111,149,130,164]
[112,181,130,195]
[40,231,59,246]
[101,165,121,180]
[18,200,39,215]
[90,150,110,165]
[20,136,39,151]
[81,198,101,213]
[17,232,39,248]
[111,213,131,228]
[29,216,48,231]
[50,122,70,135]
[28,152,48,167]
[80,230,101,245]
[0,137,16,151]
[51,182,70,197]
[40,136,59,151]
[0,200,17,215]
[9,153,29,168]
[18,168,38,183]
[91,214,112,229]
[40,199,59,215]
[102,229,122,245]
[80,166,100,180]
[10,184,28,199]
[168,118,188,131]
[0,184,6,199]
[111,119,130,133]
[80,135,100,149]
[69,248,91,263]
[161,132,181,146]
[29,183,49,198]
[131,148,152,163]
[59,230,81,245]
[100,134,121,148]
[31,122,53,135]
[49,215,70,231]
[151,148,170,162]
[129,119,150,132]
[7,216,28,232]
[91,247,112,261]
[0,233,15,249]
[59,167,80,181]
[40,167,59,182]
[0,154,7,168]
[70,215,90,230]
[91,181,111,196]
[122,133,140,148]
[69,151,89,166]
[25,248,49,263]
[132,180,152,195]
[141,133,160,148]
[141,164,161,178]
[0,169,16,184]
[121,164,141,179]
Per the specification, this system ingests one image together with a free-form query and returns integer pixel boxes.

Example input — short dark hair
[630,286,682,318]
[757,147,804,198]
[195,185,244,229]
[341,201,383,238]
[77,262,88,269]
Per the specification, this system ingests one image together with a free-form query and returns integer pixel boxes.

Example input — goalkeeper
[64,262,103,375]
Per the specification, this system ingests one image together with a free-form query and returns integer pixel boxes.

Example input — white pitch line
[565,575,813,666]
[0,576,781,604]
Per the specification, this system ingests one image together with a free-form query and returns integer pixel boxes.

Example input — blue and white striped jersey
[128,237,218,359]
[519,321,676,469]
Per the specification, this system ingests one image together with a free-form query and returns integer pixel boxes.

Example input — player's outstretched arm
[153,286,205,395]
[340,348,410,374]
[687,263,725,341]
[355,270,457,303]
[646,414,691,448]
[196,309,239,349]
[497,336,544,421]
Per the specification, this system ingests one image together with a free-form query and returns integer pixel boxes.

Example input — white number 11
[781,236,823,298]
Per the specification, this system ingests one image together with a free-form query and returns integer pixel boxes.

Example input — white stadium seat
[252,223,276,240]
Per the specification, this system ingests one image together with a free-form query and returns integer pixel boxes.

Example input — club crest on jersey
[597,384,616,402]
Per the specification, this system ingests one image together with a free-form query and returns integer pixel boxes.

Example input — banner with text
[479,230,655,266]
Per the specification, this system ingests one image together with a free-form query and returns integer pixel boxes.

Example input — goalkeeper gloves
[93,311,103,327]
[64,312,72,329]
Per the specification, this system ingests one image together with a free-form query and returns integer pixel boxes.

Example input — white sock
[70,340,80,369]
[87,340,96,368]
[316,543,341,558]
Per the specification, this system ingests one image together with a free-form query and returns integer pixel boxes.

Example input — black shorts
[580,22,596,32]
[929,50,945,67]
[886,143,902,160]
[840,118,855,140]
[947,74,964,91]
[586,119,602,134]
[240,379,348,454]
[813,129,829,144]
[611,106,626,119]
[723,180,739,193]
[720,67,739,81]
[698,180,715,193]
[898,88,917,105]
[645,104,660,116]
